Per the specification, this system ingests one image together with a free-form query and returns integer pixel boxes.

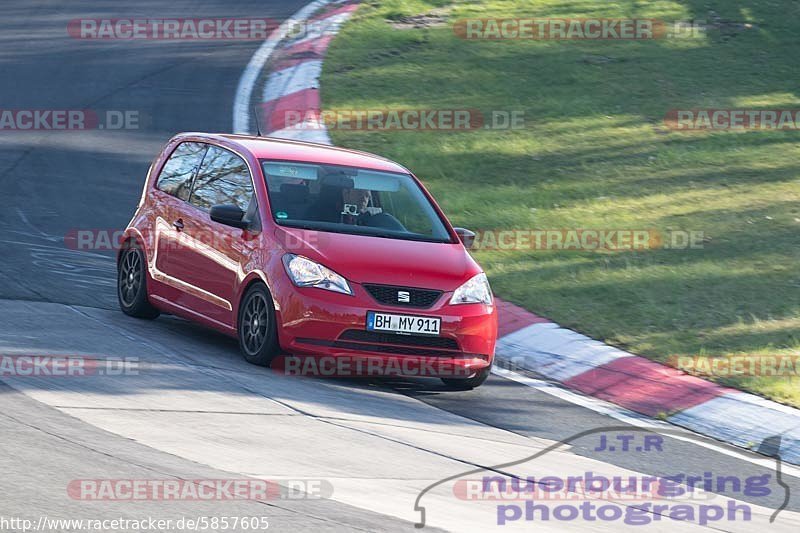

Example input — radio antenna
[253,105,263,136]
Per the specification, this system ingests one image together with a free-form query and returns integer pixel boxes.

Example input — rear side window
[189,146,253,212]
[155,142,207,201]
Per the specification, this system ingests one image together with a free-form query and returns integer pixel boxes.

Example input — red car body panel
[122,133,497,375]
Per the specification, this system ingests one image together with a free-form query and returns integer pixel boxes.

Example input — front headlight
[282,254,353,295]
[449,273,493,305]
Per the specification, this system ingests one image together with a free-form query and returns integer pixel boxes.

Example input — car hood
[273,226,481,290]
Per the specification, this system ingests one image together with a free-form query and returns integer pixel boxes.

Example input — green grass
[321,0,800,406]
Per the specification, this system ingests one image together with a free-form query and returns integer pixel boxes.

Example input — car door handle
[173,218,184,231]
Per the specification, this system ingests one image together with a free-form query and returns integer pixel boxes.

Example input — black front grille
[363,284,442,308]
[339,329,459,351]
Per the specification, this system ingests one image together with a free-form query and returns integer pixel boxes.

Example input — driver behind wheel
[341,188,382,224]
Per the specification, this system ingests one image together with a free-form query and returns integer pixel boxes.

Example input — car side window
[189,145,254,213]
[155,142,207,201]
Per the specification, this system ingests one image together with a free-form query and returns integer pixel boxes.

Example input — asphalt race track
[1,1,799,532]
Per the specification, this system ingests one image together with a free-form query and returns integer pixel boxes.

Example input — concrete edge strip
[262,61,324,105]
[238,0,800,464]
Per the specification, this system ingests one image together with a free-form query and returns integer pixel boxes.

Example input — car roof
[175,133,410,174]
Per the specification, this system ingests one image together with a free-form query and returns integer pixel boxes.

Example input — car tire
[441,364,492,390]
[238,283,280,366]
[117,242,160,319]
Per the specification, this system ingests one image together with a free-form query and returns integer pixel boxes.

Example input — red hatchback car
[118,133,497,388]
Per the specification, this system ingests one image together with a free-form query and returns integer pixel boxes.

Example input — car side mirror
[210,204,249,229]
[454,227,476,249]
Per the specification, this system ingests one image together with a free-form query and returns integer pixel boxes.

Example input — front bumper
[271,274,497,377]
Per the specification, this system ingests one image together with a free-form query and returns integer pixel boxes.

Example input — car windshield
[260,160,453,243]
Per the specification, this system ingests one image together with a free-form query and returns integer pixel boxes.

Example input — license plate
[366,311,441,336]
